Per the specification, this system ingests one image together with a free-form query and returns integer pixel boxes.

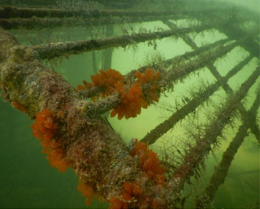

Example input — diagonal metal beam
[195,92,259,208]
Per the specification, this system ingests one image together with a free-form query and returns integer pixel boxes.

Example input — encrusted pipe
[195,92,259,208]
[32,24,212,60]
[168,67,259,190]
[141,55,254,145]
[0,28,179,209]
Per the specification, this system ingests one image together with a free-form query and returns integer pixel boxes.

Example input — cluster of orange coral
[78,68,124,101]
[109,181,142,209]
[77,180,104,206]
[123,181,142,200]
[77,68,161,120]
[44,142,69,173]
[135,68,160,84]
[110,82,147,119]
[77,80,94,90]
[31,109,58,141]
[11,101,28,113]
[31,109,69,173]
[131,139,166,185]
[91,68,124,87]
[135,68,161,104]
[109,195,127,209]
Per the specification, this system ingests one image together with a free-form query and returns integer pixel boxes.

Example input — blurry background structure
[0,0,259,208]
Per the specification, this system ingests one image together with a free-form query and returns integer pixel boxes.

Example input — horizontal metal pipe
[32,24,211,60]
[0,6,218,19]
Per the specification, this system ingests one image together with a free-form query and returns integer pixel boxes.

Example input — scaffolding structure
[0,0,259,208]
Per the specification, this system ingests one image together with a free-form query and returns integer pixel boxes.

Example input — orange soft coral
[110,82,148,120]
[135,68,161,104]
[135,68,160,84]
[91,68,124,87]
[77,180,104,206]
[11,101,27,113]
[45,145,69,173]
[77,80,94,90]
[31,109,69,173]
[78,68,124,101]
[131,139,166,185]
[123,181,142,196]
[31,109,58,141]
[77,68,161,119]
[109,195,128,209]
[109,181,142,209]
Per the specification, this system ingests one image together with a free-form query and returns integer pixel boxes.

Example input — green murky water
[0,0,259,208]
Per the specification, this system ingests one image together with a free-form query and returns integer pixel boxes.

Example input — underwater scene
[0,0,259,208]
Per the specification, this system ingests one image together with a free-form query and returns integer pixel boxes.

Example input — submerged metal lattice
[0,0,259,208]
